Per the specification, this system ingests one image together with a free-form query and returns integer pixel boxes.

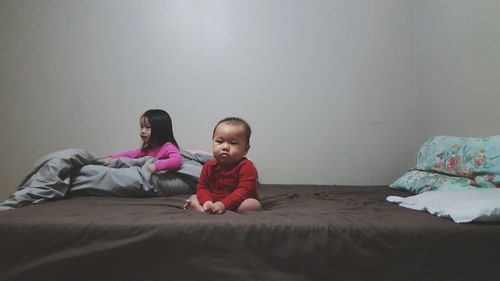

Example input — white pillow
[387,188,500,223]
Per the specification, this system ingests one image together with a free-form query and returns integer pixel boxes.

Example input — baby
[184,117,261,214]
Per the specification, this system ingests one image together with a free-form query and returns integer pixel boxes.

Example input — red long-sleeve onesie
[196,158,259,211]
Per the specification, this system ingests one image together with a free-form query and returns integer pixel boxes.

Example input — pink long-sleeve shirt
[111,142,182,171]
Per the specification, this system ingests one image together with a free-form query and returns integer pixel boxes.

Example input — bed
[1,184,499,281]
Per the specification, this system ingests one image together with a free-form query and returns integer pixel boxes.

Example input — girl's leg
[237,198,262,213]
[184,194,204,212]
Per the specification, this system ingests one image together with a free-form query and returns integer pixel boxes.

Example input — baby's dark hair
[213,117,252,144]
[141,109,179,151]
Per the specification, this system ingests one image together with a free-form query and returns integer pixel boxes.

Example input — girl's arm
[152,142,183,171]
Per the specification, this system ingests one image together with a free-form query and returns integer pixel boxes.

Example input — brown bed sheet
[0,184,499,281]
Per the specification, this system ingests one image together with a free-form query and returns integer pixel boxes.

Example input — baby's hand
[203,201,214,213]
[212,201,226,214]
[147,163,157,172]
[202,201,226,214]
[204,201,226,214]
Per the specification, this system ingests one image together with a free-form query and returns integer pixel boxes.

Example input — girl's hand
[103,156,113,164]
[148,163,157,172]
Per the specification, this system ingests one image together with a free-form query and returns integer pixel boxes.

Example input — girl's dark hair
[213,117,251,144]
[141,109,179,151]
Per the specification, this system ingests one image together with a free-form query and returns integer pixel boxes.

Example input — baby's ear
[245,144,250,154]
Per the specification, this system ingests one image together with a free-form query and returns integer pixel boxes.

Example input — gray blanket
[0,148,212,211]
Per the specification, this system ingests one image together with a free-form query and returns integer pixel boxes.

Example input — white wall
[415,0,500,146]
[0,0,417,200]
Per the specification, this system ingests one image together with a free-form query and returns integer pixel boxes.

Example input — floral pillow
[390,170,473,194]
[416,135,500,178]
[391,135,500,194]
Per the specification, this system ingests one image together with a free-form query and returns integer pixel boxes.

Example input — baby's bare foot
[183,199,192,210]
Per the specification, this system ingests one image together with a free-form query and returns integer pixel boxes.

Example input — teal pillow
[416,135,500,177]
[391,135,500,194]
[390,170,473,194]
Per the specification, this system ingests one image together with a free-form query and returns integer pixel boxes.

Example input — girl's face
[212,122,250,167]
[140,116,151,144]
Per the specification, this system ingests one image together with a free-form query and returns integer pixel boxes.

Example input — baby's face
[212,122,249,167]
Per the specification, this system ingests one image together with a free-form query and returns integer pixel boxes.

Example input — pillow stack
[390,135,500,194]
[388,135,500,223]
